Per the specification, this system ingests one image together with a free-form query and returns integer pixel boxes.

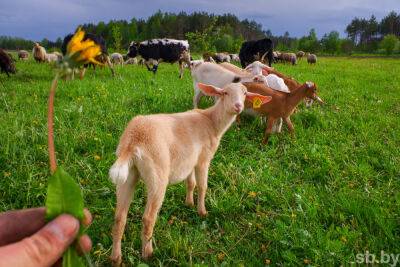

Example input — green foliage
[46,166,85,267]
[321,31,341,54]
[380,34,399,54]
[1,57,400,266]
[298,29,320,53]
[111,25,122,52]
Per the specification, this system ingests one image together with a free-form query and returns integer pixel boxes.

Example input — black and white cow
[127,39,190,78]
[239,38,274,68]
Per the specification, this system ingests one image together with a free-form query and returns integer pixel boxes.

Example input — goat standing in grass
[109,83,271,265]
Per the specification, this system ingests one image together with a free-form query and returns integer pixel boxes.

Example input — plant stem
[48,74,59,174]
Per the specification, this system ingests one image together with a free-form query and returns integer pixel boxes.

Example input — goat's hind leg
[110,168,139,267]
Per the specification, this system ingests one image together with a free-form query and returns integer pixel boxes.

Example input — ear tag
[253,97,263,109]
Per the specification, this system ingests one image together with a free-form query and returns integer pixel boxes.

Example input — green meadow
[1,57,399,266]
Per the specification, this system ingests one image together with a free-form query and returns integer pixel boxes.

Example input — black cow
[127,39,190,78]
[61,33,114,77]
[239,38,274,68]
[0,49,16,77]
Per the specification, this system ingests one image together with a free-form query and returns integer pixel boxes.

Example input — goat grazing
[191,62,267,108]
[109,82,271,265]
[243,81,321,143]
[18,50,29,60]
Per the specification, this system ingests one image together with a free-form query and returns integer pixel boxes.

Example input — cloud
[0,0,399,40]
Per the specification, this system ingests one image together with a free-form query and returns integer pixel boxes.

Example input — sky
[1,0,399,41]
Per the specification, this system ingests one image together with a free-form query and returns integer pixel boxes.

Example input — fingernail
[47,214,79,242]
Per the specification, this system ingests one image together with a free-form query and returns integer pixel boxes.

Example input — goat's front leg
[195,162,210,217]
[263,117,276,144]
[185,171,196,207]
[284,116,294,134]
[110,172,138,267]
[193,85,204,108]
[141,178,168,260]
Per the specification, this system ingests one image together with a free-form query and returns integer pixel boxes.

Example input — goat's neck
[286,86,308,111]
[203,100,236,138]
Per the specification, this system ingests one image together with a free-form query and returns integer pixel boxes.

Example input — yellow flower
[94,155,101,161]
[248,191,257,198]
[4,172,11,177]
[66,28,103,66]
[253,97,263,109]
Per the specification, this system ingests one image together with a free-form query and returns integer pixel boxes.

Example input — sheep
[124,57,138,65]
[18,50,29,60]
[307,53,317,64]
[109,82,271,265]
[46,52,62,63]
[32,43,47,63]
[191,62,267,108]
[297,51,305,60]
[111,52,124,65]
[0,49,16,77]
[243,81,322,144]
[280,53,297,65]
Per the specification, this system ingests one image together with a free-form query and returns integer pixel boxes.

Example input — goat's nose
[234,102,243,113]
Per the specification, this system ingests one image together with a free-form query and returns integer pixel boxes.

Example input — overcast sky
[1,0,399,41]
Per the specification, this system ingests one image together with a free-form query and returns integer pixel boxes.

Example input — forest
[1,10,400,55]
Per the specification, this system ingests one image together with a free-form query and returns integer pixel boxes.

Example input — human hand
[0,207,92,267]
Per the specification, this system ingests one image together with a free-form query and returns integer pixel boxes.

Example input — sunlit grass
[0,57,399,266]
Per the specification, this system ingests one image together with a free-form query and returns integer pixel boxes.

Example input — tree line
[1,10,399,55]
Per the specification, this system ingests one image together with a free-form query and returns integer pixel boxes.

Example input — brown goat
[243,81,321,144]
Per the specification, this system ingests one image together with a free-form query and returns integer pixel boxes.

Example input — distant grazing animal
[307,53,317,64]
[239,38,274,67]
[111,53,124,65]
[279,53,297,65]
[214,53,230,63]
[46,52,62,63]
[243,81,322,144]
[124,57,138,65]
[297,51,305,60]
[18,50,29,60]
[32,43,47,63]
[127,39,190,78]
[0,48,16,77]
[61,32,115,77]
[229,53,240,62]
[109,82,270,265]
[191,62,268,108]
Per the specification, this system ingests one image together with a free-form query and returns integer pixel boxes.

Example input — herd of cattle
[1,34,324,264]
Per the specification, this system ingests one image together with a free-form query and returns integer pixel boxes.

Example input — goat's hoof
[185,199,195,207]
[198,210,208,217]
[110,255,122,267]
[142,242,153,260]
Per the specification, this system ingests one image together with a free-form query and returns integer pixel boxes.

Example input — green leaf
[45,166,85,267]
[64,246,85,267]
[45,166,84,221]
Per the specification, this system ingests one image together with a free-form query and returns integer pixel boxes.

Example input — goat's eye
[224,92,228,95]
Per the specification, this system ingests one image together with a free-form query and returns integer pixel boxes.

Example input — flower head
[65,28,103,66]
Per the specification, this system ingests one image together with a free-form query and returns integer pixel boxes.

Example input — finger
[76,234,92,255]
[0,207,46,246]
[82,208,92,227]
[0,214,79,267]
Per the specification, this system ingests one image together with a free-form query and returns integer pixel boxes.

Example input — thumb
[0,214,79,267]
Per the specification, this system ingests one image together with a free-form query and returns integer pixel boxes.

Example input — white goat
[109,82,271,265]
[111,53,124,65]
[191,62,267,108]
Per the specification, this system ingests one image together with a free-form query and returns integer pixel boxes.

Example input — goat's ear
[262,68,269,75]
[198,83,224,96]
[246,92,272,105]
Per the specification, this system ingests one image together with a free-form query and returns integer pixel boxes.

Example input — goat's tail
[109,156,131,185]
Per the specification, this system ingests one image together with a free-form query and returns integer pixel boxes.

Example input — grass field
[1,57,399,266]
